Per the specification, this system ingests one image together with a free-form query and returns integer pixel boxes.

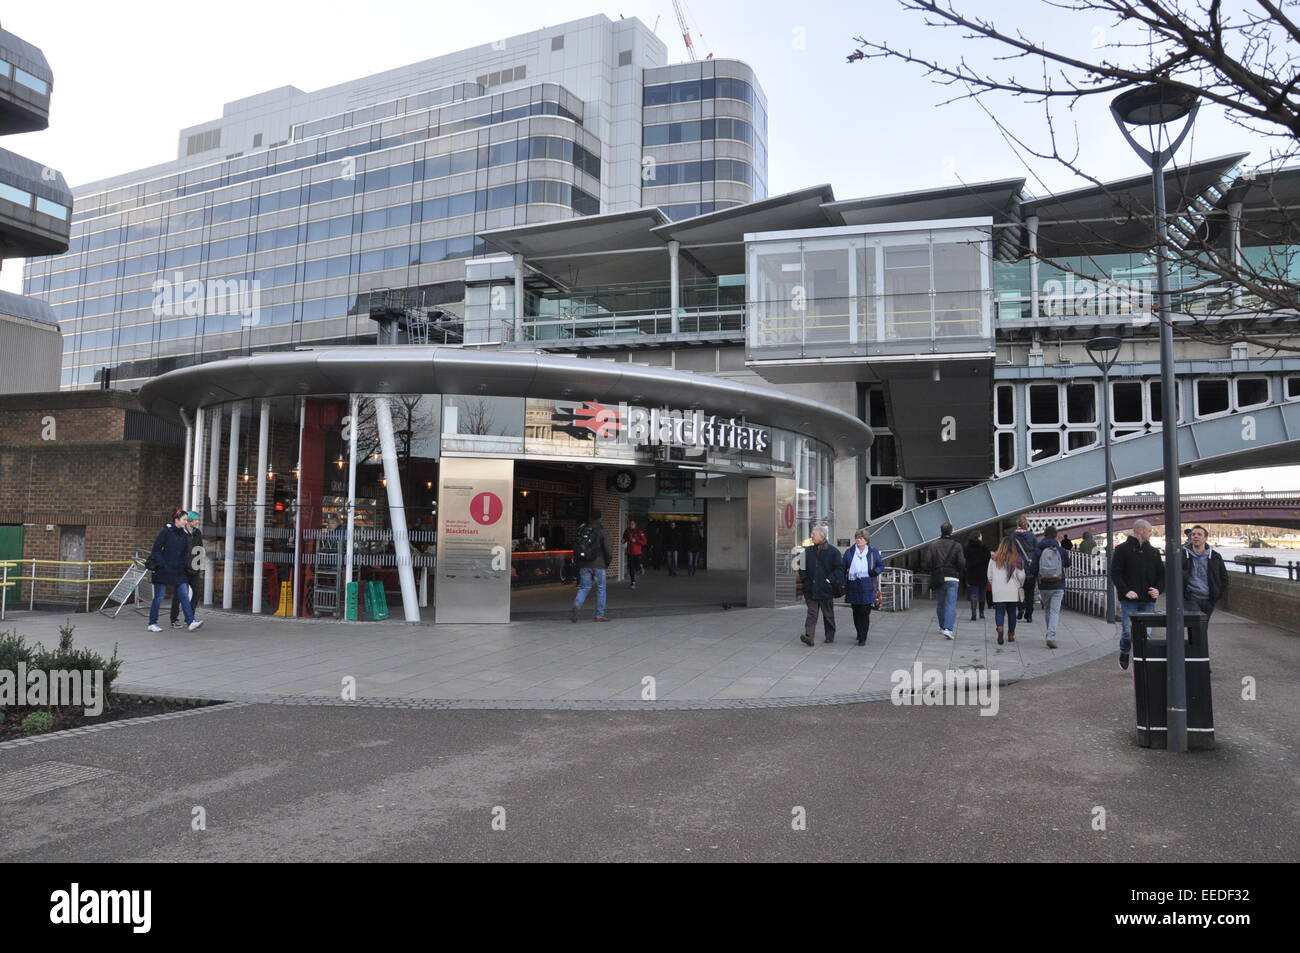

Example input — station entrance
[505,462,749,618]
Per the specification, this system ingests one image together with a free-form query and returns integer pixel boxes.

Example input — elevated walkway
[868,401,1300,557]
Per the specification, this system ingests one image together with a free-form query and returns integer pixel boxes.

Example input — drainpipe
[512,253,524,343]
[669,240,681,336]
[1228,200,1243,309]
[375,396,420,621]
[252,400,270,615]
[1027,215,1040,320]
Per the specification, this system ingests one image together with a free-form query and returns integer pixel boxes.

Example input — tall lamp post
[1111,83,1199,753]
[1086,335,1121,625]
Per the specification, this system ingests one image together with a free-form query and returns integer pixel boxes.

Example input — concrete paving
[1,581,1131,705]
[0,609,1293,862]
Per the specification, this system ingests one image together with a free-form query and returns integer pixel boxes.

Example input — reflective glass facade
[26,83,604,390]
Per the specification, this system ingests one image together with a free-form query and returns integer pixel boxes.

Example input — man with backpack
[572,507,612,622]
[1034,525,1071,649]
[925,523,966,640]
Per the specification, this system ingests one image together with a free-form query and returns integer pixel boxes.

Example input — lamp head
[1111,84,1197,125]
[1086,335,1122,355]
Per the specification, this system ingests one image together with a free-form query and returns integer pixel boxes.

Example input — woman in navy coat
[843,528,885,645]
[147,509,202,632]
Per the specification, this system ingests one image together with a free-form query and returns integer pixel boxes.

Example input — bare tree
[848,0,1300,352]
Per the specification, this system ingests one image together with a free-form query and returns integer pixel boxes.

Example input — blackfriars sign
[551,401,771,453]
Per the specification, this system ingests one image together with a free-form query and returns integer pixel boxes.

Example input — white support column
[374,396,420,622]
[1027,215,1040,320]
[190,408,206,518]
[344,395,359,594]
[292,400,304,618]
[669,240,681,336]
[205,409,221,607]
[179,410,193,511]
[1228,200,1243,308]
[512,253,524,342]
[222,403,241,610]
[252,400,270,615]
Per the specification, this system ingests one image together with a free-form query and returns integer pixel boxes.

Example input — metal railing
[877,567,913,612]
[0,558,136,620]
[1064,551,1110,619]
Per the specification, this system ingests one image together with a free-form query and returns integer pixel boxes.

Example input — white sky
[2,0,1296,491]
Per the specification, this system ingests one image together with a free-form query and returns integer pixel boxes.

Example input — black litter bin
[1130,611,1214,750]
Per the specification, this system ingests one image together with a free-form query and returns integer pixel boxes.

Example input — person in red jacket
[622,520,647,590]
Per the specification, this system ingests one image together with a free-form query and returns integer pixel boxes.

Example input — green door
[0,524,24,603]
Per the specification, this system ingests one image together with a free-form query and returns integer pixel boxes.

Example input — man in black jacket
[571,508,612,622]
[799,524,843,646]
[926,523,966,640]
[1110,519,1164,670]
[1182,525,1229,622]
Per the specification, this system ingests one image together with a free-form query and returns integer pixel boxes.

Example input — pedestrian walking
[1078,530,1097,555]
[622,519,647,590]
[147,509,203,632]
[1034,525,1071,649]
[1012,516,1039,622]
[665,520,681,576]
[963,531,991,621]
[1110,518,1164,670]
[925,522,966,640]
[684,522,702,576]
[842,529,883,645]
[170,510,203,628]
[1182,524,1228,623]
[987,536,1026,645]
[798,525,843,646]
[571,508,612,622]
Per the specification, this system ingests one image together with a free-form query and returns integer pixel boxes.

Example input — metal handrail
[1,558,140,619]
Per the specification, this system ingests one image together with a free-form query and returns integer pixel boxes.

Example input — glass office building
[23,14,768,391]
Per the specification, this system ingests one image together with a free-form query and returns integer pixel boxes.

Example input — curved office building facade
[138,347,868,624]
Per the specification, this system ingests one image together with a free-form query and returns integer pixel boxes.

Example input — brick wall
[0,397,185,608]
[1219,573,1300,634]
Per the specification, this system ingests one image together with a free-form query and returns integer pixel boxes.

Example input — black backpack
[575,523,600,562]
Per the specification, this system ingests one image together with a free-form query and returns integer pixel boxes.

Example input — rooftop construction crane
[672,0,710,62]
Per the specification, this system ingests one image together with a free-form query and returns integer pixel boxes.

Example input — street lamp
[1112,82,1199,753]
[1086,335,1122,625]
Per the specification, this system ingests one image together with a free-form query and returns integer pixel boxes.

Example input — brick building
[0,390,184,609]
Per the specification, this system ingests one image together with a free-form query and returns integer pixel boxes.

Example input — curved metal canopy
[136,346,873,455]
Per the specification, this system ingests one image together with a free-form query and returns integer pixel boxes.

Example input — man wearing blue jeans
[1109,519,1164,670]
[571,508,612,622]
[925,523,966,640]
[1034,525,1072,649]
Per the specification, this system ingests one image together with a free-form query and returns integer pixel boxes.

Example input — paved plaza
[3,575,1130,706]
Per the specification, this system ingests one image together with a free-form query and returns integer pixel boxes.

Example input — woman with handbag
[843,529,884,646]
[798,525,843,646]
[987,535,1026,646]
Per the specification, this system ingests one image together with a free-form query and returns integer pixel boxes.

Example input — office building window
[618,50,633,66]
[551,35,564,50]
